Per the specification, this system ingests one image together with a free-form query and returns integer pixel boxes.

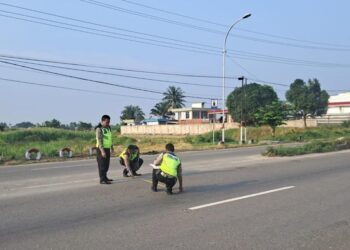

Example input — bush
[342,121,350,128]
[263,139,350,157]
[185,130,237,144]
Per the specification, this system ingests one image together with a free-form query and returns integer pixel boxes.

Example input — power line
[0,9,221,53]
[0,60,219,100]
[0,57,231,89]
[80,0,350,51]
[0,54,295,88]
[228,56,289,88]
[117,0,350,49]
[0,13,218,56]
[1,9,349,71]
[7,58,238,88]
[1,54,344,92]
[0,53,233,79]
[117,0,226,28]
[0,2,219,50]
[1,5,349,68]
[0,55,289,88]
[0,77,158,100]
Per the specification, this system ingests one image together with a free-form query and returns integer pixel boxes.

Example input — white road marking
[142,179,165,187]
[189,186,295,210]
[23,179,99,189]
[22,178,132,189]
[31,165,87,171]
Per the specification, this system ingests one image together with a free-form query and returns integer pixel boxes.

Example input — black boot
[132,170,142,176]
[123,168,129,177]
[100,179,111,184]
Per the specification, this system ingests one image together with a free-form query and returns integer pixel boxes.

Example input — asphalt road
[1,145,350,250]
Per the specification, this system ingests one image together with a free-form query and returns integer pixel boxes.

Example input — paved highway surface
[1,145,350,249]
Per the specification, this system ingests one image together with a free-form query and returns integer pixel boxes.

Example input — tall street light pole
[238,76,245,143]
[222,13,251,143]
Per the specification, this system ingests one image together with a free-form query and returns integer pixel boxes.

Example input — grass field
[1,125,350,165]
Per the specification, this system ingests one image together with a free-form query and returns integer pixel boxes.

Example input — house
[317,92,350,125]
[327,92,350,115]
[141,118,169,126]
[170,102,211,124]
[208,109,233,123]
[122,119,137,126]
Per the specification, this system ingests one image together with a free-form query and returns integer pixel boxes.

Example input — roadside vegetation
[264,138,350,157]
[1,124,350,165]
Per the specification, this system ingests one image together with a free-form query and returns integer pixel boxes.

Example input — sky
[0,0,349,125]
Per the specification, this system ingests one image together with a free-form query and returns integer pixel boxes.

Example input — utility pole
[244,78,248,143]
[238,76,245,144]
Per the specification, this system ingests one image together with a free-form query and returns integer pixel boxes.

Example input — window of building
[193,111,200,119]
[186,112,190,119]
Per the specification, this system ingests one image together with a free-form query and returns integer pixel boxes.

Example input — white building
[317,92,350,125]
[327,92,350,115]
[170,102,210,124]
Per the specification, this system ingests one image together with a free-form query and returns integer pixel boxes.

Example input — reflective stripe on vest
[119,149,138,161]
[160,153,181,178]
[96,127,112,149]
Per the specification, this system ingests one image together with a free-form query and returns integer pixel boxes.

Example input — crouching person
[152,143,183,195]
[119,145,143,177]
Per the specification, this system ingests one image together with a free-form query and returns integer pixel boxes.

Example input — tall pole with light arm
[222,13,251,143]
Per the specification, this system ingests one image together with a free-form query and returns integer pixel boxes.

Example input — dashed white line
[31,165,87,171]
[189,186,295,210]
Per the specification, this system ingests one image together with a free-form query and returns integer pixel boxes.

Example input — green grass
[263,138,350,157]
[2,125,350,164]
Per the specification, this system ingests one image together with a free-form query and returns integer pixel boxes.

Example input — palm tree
[150,102,171,117]
[162,86,186,109]
[120,105,145,123]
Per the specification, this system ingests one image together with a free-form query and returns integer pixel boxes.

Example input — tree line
[1,78,329,133]
[120,79,329,133]
[227,78,329,135]
[0,120,96,131]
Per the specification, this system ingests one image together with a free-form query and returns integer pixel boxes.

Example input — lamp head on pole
[242,13,252,19]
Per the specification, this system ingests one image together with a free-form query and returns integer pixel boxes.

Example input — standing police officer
[95,115,113,184]
[152,143,183,195]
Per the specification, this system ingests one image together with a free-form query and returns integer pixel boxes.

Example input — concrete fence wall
[121,123,239,135]
[121,119,318,135]
[282,119,318,128]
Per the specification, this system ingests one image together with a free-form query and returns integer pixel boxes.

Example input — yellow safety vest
[119,149,138,161]
[160,153,181,178]
[96,127,112,149]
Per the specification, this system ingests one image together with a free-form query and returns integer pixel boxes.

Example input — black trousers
[96,148,110,181]
[152,169,177,192]
[120,158,143,174]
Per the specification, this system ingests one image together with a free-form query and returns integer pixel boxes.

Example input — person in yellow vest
[119,144,143,177]
[95,115,114,184]
[151,143,183,195]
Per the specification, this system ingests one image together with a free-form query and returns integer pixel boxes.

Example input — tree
[69,122,78,130]
[163,86,185,109]
[43,119,61,128]
[227,83,278,126]
[120,105,145,123]
[0,122,8,131]
[254,101,289,137]
[14,122,35,128]
[286,78,329,127]
[77,121,92,131]
[150,101,171,118]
